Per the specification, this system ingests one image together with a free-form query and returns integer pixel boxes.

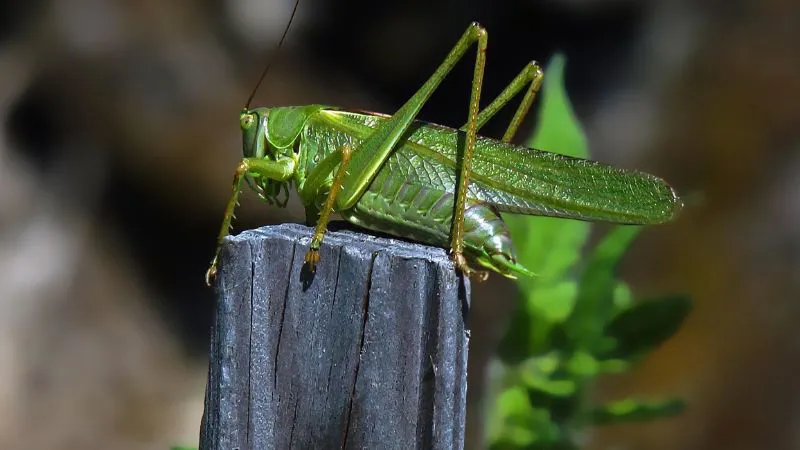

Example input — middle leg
[301,145,354,271]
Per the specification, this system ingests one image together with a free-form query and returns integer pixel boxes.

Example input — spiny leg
[448,60,544,280]
[461,60,544,143]
[205,161,248,286]
[303,145,353,271]
[500,62,544,142]
[205,157,295,286]
[449,25,489,281]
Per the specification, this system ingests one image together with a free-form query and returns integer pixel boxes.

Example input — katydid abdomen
[343,170,530,277]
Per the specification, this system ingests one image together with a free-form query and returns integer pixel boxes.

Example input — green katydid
[205,4,681,286]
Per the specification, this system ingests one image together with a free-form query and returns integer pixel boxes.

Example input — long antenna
[244,0,302,109]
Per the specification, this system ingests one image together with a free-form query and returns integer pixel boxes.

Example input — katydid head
[240,106,307,160]
[238,107,293,207]
[240,107,268,159]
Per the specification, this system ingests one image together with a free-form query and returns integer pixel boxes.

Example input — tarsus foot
[205,257,219,287]
[304,247,320,272]
[452,252,489,282]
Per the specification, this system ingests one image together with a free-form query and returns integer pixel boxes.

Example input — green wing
[311,110,682,225]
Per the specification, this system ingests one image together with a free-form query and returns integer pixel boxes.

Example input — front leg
[205,157,295,286]
[299,145,353,271]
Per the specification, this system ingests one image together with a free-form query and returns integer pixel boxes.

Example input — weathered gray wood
[200,222,471,450]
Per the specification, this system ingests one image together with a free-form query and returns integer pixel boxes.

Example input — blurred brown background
[0,0,798,449]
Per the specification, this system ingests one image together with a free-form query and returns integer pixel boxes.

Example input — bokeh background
[0,0,798,448]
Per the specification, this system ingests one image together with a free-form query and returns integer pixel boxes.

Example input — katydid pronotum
[205,3,681,286]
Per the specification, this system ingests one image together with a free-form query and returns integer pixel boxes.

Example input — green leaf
[519,354,577,397]
[528,281,578,324]
[612,281,633,312]
[487,386,561,447]
[511,217,590,285]
[487,386,537,446]
[566,225,643,347]
[526,281,578,355]
[597,358,631,374]
[604,294,692,358]
[580,397,685,426]
[527,53,587,159]
[565,350,599,378]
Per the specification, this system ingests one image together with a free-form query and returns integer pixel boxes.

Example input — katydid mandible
[205,13,682,286]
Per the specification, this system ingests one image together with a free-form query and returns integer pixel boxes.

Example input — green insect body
[260,106,533,277]
[205,22,682,286]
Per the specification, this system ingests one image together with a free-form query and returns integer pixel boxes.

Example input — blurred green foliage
[486,54,691,449]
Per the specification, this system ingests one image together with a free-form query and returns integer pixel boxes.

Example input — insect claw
[472,270,490,282]
[304,248,320,272]
[205,266,217,286]
[452,251,490,281]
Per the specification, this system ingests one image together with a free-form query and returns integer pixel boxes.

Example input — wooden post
[199,223,471,450]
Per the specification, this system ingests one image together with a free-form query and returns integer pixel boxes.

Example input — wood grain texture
[200,223,471,450]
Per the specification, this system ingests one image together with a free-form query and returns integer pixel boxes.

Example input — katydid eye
[240,114,255,129]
